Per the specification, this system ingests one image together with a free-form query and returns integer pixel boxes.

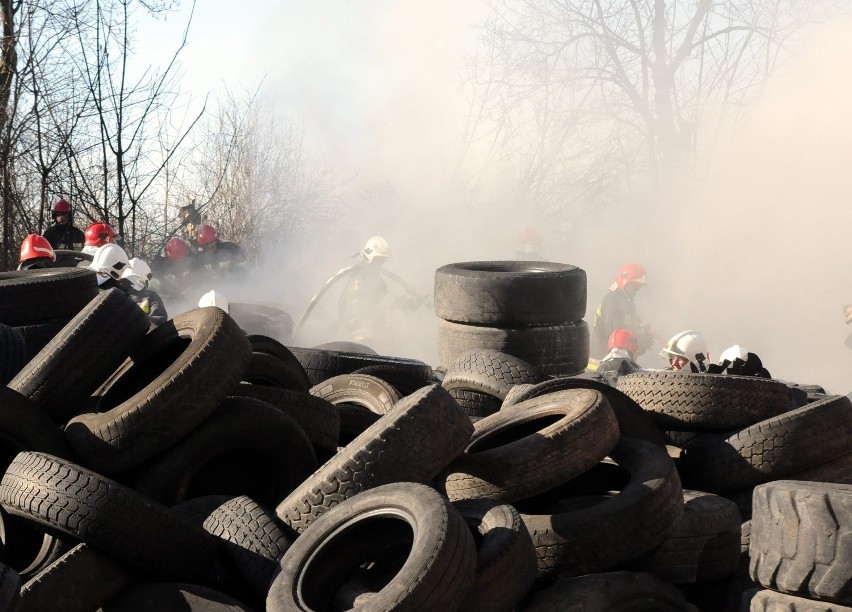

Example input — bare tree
[463,0,842,219]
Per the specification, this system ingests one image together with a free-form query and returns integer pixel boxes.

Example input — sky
[138,2,852,395]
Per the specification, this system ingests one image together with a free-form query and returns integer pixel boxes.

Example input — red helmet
[615,263,647,289]
[197,224,218,246]
[51,199,71,215]
[84,222,117,247]
[20,234,56,263]
[164,236,190,260]
[608,328,640,356]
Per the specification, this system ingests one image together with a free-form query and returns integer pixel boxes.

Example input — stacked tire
[433,261,590,378]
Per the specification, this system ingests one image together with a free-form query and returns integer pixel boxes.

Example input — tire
[439,389,619,503]
[309,373,402,415]
[0,452,220,585]
[518,437,684,578]
[449,388,502,419]
[131,396,317,509]
[0,324,25,386]
[748,589,852,611]
[275,384,473,534]
[438,319,589,377]
[101,582,253,611]
[453,499,537,612]
[630,489,742,584]
[242,352,309,394]
[267,482,477,612]
[9,289,149,423]
[351,363,435,396]
[616,371,792,431]
[336,403,381,448]
[17,543,134,612]
[441,349,543,400]
[0,269,98,325]
[13,317,72,364]
[679,395,852,493]
[64,307,252,473]
[172,495,291,602]
[287,346,432,387]
[229,302,293,344]
[502,376,668,447]
[246,334,309,392]
[228,384,340,462]
[750,480,852,603]
[523,571,699,611]
[433,261,586,325]
[313,341,377,355]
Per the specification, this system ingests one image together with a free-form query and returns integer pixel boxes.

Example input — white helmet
[128,258,152,286]
[360,236,390,263]
[719,344,747,364]
[120,267,146,292]
[660,330,708,362]
[87,244,129,285]
[198,289,229,313]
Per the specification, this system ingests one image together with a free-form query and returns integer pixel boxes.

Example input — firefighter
[150,236,194,297]
[590,263,653,359]
[196,224,246,275]
[18,234,56,269]
[120,257,168,326]
[42,199,85,251]
[87,243,130,290]
[82,222,118,255]
[595,328,644,375]
[660,330,709,372]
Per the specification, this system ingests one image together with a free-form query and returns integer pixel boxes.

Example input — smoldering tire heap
[0,265,847,611]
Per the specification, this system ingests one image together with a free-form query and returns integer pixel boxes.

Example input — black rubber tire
[17,543,134,612]
[0,452,221,585]
[9,289,149,423]
[502,376,668,448]
[678,395,852,494]
[0,269,98,326]
[449,388,502,419]
[433,261,587,325]
[439,389,619,503]
[0,564,19,612]
[453,499,537,612]
[101,582,253,611]
[64,307,252,473]
[616,371,792,431]
[523,571,700,611]
[268,482,477,612]
[12,317,72,364]
[351,363,435,396]
[0,324,25,386]
[242,352,309,394]
[246,334,309,391]
[629,489,742,584]
[275,384,473,534]
[228,384,340,462]
[309,373,402,415]
[748,589,850,611]
[438,319,590,377]
[336,403,381,448]
[131,396,317,509]
[287,346,432,387]
[312,341,377,355]
[787,452,852,484]
[229,302,293,345]
[172,495,291,602]
[441,349,543,400]
[750,480,852,603]
[518,437,684,578]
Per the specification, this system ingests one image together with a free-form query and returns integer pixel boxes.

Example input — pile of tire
[432,261,590,419]
[0,266,848,610]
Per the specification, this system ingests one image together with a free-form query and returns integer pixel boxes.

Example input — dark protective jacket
[590,288,653,359]
[42,223,85,251]
[128,287,168,327]
[199,241,246,273]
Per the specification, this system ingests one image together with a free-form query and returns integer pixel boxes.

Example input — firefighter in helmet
[590,263,654,359]
[82,222,118,256]
[42,199,85,251]
[18,234,56,270]
[196,224,246,274]
[660,330,709,372]
[120,257,168,327]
